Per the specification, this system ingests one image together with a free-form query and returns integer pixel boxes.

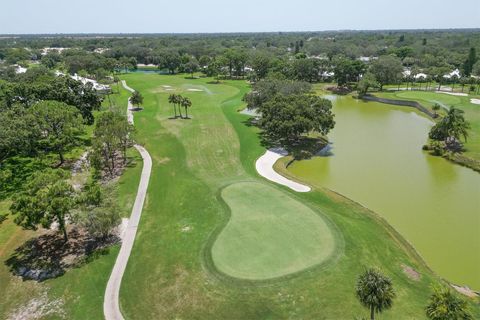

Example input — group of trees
[10,169,121,242]
[90,110,135,177]
[355,268,472,320]
[2,31,478,96]
[244,78,335,148]
[0,63,133,243]
[0,101,84,166]
[0,69,103,167]
[428,106,470,154]
[167,94,192,118]
[0,72,102,124]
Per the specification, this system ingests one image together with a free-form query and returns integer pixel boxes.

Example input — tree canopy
[355,268,396,320]
[10,169,74,242]
[259,93,335,144]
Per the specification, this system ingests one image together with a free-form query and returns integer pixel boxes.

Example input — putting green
[211,181,337,280]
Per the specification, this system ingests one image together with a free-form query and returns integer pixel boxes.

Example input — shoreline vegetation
[361,92,480,173]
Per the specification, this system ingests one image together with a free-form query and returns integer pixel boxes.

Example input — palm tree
[432,103,441,117]
[168,94,178,118]
[130,91,143,109]
[181,96,192,119]
[176,95,183,118]
[355,268,395,320]
[426,286,472,320]
[429,106,470,144]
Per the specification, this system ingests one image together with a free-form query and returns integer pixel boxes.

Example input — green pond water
[287,95,480,289]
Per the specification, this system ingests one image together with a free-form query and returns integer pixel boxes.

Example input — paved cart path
[104,81,152,320]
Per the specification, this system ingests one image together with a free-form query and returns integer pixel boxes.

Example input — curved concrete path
[255,148,311,192]
[104,81,152,320]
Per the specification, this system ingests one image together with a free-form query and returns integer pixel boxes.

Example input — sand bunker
[187,88,203,92]
[436,91,468,97]
[162,85,172,88]
[256,148,311,192]
[240,108,260,117]
[470,98,480,105]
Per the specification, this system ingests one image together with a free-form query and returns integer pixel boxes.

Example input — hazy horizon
[1,0,478,34]
[1,28,480,36]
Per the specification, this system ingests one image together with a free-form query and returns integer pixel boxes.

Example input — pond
[287,95,480,289]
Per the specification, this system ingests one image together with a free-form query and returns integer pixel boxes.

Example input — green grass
[2,74,478,319]
[211,181,338,280]
[116,73,479,319]
[375,90,480,161]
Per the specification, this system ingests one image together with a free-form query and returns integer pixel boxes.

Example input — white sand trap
[162,85,172,88]
[256,148,311,192]
[165,88,174,91]
[240,108,260,117]
[436,91,468,97]
[470,98,480,105]
[187,88,203,92]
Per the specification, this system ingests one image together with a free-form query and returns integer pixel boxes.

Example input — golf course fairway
[114,73,479,319]
[212,181,336,280]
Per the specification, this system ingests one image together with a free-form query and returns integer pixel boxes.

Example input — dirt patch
[5,228,118,281]
[152,265,210,317]
[452,284,479,298]
[157,157,171,165]
[401,264,420,281]
[7,290,65,320]
[150,86,176,93]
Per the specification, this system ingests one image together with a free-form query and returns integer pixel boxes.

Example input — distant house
[443,69,461,79]
[41,47,67,56]
[93,48,109,54]
[320,71,335,80]
[14,64,27,74]
[414,73,428,80]
[358,56,378,62]
[55,71,111,93]
[402,69,427,80]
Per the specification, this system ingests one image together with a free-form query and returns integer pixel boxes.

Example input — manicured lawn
[375,90,480,160]
[117,73,479,319]
[211,181,338,280]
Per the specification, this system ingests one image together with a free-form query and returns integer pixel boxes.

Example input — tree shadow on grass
[5,229,118,282]
[242,118,330,160]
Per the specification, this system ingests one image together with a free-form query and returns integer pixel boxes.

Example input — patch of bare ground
[5,228,119,281]
[151,266,210,317]
[7,290,65,320]
[401,264,421,281]
[96,152,136,183]
[452,284,479,298]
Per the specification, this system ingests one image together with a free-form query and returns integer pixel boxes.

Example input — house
[55,71,111,92]
[443,69,461,79]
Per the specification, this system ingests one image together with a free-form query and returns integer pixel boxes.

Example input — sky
[1,0,479,34]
